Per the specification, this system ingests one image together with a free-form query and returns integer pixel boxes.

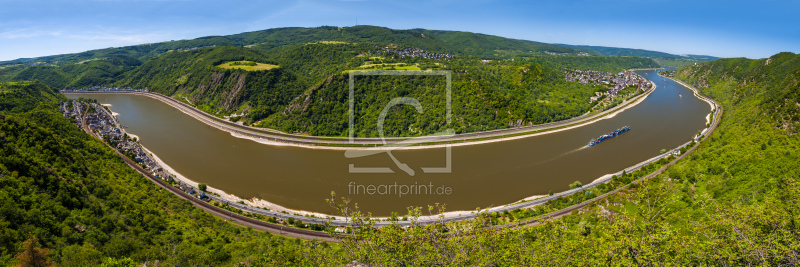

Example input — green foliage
[11,66,70,89]
[4,56,141,89]
[61,56,141,88]
[261,61,608,137]
[59,243,102,267]
[230,61,258,66]
[0,82,348,266]
[0,26,661,136]
[2,52,799,265]
[311,52,800,265]
[677,52,800,134]
[559,44,719,61]
[99,257,136,267]
[120,46,305,116]
[413,28,575,56]
[1,25,572,67]
[0,81,65,113]
[521,55,659,72]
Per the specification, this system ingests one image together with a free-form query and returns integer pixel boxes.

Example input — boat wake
[529,145,588,166]
[564,145,588,156]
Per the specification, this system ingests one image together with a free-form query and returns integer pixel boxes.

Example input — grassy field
[358,62,421,70]
[216,61,279,71]
[311,40,349,44]
[654,57,701,68]
[76,58,102,64]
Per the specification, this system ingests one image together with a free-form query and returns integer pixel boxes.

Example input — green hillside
[1,53,798,265]
[677,52,800,134]
[558,44,719,67]
[0,26,661,137]
[1,56,141,89]
[306,52,800,265]
[0,81,63,113]
[0,81,347,266]
[412,29,574,56]
[0,26,577,67]
[261,61,612,137]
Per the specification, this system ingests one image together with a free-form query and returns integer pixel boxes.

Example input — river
[67,70,709,216]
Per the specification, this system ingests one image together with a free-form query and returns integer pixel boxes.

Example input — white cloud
[1,26,167,44]
[0,28,63,39]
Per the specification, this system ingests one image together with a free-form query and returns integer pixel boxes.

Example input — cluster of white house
[60,86,149,93]
[564,68,652,102]
[368,46,456,60]
[60,100,211,201]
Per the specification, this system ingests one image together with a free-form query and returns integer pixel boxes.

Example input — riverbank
[62,71,721,228]
[63,78,656,151]
[64,87,660,223]
[61,74,661,222]
[668,76,717,111]
[141,145,343,219]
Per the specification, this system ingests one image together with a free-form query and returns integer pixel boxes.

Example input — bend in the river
[65,70,712,217]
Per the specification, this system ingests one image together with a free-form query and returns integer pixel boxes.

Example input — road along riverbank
[74,104,338,241]
[63,79,656,151]
[61,70,706,225]
[64,72,722,235]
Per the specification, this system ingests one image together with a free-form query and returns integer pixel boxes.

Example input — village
[564,68,652,102]
[658,70,676,77]
[60,86,149,92]
[544,51,591,56]
[369,46,457,60]
[59,99,211,202]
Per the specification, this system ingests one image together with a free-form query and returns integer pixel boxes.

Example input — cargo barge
[588,126,630,146]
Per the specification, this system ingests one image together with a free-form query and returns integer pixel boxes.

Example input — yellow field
[310,41,349,45]
[358,62,420,70]
[76,58,101,64]
[216,61,279,71]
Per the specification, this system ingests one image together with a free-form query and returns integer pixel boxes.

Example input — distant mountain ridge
[556,44,718,60]
[0,26,571,66]
[0,25,664,137]
[1,25,714,66]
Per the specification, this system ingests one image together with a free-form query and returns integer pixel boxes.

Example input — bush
[569,181,583,189]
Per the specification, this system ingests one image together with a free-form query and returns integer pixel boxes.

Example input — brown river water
[67,70,709,216]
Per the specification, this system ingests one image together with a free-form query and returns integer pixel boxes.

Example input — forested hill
[0,26,574,66]
[0,81,344,265]
[676,52,800,134]
[558,44,719,67]
[309,52,800,265]
[321,52,800,265]
[1,52,799,265]
[0,81,64,113]
[0,25,663,137]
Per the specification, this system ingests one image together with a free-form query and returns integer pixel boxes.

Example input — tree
[198,183,207,192]
[59,244,102,267]
[99,257,136,267]
[14,235,53,267]
[569,181,583,189]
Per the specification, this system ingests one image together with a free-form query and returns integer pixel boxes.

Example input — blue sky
[0,0,797,61]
